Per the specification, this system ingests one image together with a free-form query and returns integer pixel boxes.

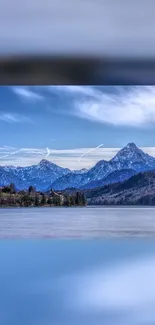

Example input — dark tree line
[0,184,87,207]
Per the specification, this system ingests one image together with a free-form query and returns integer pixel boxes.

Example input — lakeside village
[0,183,86,207]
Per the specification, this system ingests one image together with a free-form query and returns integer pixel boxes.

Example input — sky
[1,86,155,169]
[0,0,155,58]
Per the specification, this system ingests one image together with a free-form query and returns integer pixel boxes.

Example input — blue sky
[1,86,155,169]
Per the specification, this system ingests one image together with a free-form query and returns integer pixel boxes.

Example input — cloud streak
[12,86,44,101]
[10,85,155,128]
[1,145,155,169]
[0,113,19,122]
[54,86,155,127]
[0,113,31,123]
[78,144,104,162]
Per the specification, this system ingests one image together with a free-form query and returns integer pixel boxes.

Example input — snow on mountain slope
[1,144,155,191]
[51,143,155,190]
[0,159,71,191]
[81,169,136,189]
[110,143,155,171]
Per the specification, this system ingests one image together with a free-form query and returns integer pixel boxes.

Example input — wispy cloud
[76,86,155,127]
[77,144,104,162]
[12,85,155,128]
[0,113,19,122]
[51,86,95,96]
[55,86,155,127]
[0,113,30,123]
[12,86,44,101]
[1,145,155,169]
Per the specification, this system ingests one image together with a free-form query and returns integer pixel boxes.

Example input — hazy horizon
[1,143,155,169]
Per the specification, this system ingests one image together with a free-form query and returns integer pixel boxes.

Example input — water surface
[0,240,155,325]
[0,206,155,237]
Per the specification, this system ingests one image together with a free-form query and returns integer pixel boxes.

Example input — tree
[41,194,46,205]
[64,195,68,206]
[47,197,53,205]
[52,195,60,206]
[34,195,39,206]
[64,195,71,207]
[10,183,16,194]
[28,186,36,194]
[81,193,86,206]
[75,192,80,205]
[2,186,11,193]
[56,196,61,206]
[75,192,86,206]
[69,196,75,206]
[22,194,33,207]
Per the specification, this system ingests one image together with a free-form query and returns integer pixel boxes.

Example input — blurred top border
[1,55,155,85]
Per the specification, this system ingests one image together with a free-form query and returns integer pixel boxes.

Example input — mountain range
[85,171,155,205]
[51,143,155,190]
[1,143,155,191]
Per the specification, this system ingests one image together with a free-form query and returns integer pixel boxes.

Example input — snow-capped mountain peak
[126,142,138,150]
[51,143,155,190]
[39,159,50,165]
[38,159,57,168]
[0,159,71,191]
[110,142,155,170]
[1,143,155,191]
[111,142,141,161]
[38,159,56,170]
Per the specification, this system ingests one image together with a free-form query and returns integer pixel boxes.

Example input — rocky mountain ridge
[1,143,155,191]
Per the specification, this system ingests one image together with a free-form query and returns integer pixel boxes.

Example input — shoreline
[0,205,87,209]
[0,205,155,209]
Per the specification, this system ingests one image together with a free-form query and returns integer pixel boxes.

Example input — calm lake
[0,240,155,325]
[0,206,155,238]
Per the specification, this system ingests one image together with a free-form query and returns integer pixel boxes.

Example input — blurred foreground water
[0,240,155,325]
